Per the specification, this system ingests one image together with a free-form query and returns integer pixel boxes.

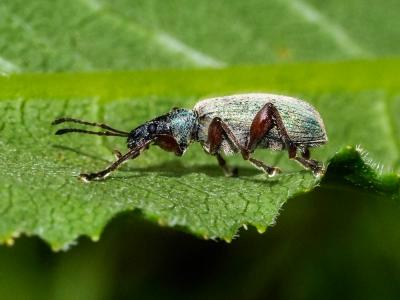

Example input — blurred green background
[2,184,400,300]
[1,0,400,299]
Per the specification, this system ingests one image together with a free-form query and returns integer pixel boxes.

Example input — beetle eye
[148,123,157,134]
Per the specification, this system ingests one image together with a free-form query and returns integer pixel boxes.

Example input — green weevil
[52,93,328,181]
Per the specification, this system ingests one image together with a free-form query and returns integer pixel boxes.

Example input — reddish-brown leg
[207,117,278,176]
[246,103,325,174]
[207,118,240,176]
[154,134,183,156]
[246,102,293,156]
[294,147,324,175]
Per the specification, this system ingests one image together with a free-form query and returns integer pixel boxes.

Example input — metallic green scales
[194,93,327,154]
[169,108,198,150]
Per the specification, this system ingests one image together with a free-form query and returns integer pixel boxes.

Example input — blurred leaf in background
[1,0,400,72]
[0,0,400,299]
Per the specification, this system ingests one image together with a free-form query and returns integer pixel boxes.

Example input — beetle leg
[216,153,238,177]
[208,117,279,176]
[245,102,325,175]
[246,102,291,154]
[293,156,324,176]
[242,102,294,175]
[208,118,244,153]
[301,147,310,159]
[293,147,324,176]
[248,157,281,176]
[79,145,146,182]
[207,117,241,176]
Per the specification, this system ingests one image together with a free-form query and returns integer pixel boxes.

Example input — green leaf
[1,59,399,250]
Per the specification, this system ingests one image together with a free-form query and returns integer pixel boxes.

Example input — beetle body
[53,93,327,181]
[194,94,327,155]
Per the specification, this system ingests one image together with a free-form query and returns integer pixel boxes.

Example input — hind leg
[248,157,281,176]
[246,102,324,176]
[293,147,324,176]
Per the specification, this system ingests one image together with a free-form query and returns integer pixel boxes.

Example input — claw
[79,172,109,182]
[312,164,325,178]
[224,167,239,177]
[267,167,281,177]
[79,173,91,183]
[307,159,324,177]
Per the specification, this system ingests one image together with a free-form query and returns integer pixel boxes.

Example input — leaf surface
[0,59,399,250]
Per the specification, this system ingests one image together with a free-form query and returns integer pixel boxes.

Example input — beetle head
[127,108,198,155]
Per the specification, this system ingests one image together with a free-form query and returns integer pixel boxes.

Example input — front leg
[79,145,145,182]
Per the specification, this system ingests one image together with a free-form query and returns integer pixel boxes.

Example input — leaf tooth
[256,225,267,234]
[5,237,15,246]
[158,219,167,226]
[223,237,232,243]
[1,231,21,247]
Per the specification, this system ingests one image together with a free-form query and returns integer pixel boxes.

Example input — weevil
[52,93,327,181]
